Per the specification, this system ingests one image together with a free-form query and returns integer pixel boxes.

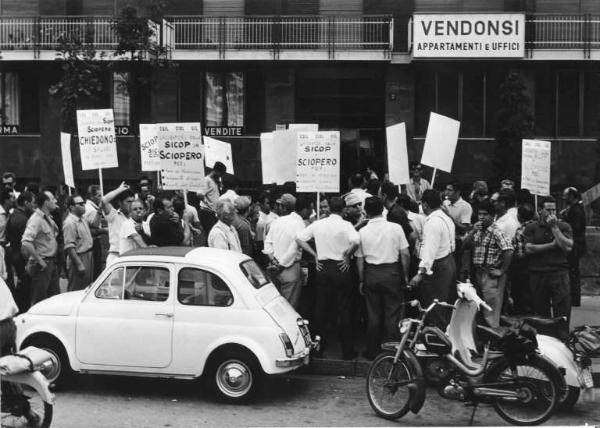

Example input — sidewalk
[304,296,600,387]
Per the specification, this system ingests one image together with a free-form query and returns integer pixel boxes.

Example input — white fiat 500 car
[15,247,318,402]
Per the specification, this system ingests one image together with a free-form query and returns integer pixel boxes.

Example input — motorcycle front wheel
[366,351,417,420]
[487,356,560,426]
[0,383,53,428]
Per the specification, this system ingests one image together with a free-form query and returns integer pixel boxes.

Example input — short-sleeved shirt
[444,197,473,226]
[471,223,513,268]
[0,205,7,244]
[495,211,521,241]
[119,218,142,255]
[208,220,242,253]
[297,213,360,261]
[63,213,93,254]
[356,217,409,265]
[21,208,58,259]
[198,176,220,211]
[105,207,128,254]
[232,214,254,256]
[524,220,572,272]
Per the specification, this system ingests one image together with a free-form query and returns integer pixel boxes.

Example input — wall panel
[1,0,38,16]
[203,0,244,16]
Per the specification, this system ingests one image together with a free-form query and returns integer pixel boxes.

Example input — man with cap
[406,161,431,203]
[345,173,371,208]
[295,196,360,359]
[343,192,368,231]
[263,194,313,310]
[232,196,254,257]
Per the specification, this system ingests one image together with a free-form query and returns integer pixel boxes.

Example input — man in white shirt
[493,189,520,241]
[409,189,456,329]
[84,185,106,279]
[406,161,431,203]
[263,194,312,311]
[356,197,411,359]
[255,192,278,260]
[119,200,148,254]
[296,196,360,360]
[344,173,371,208]
[199,161,226,212]
[208,199,242,253]
[102,182,134,266]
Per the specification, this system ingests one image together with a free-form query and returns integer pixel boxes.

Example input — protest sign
[76,109,119,170]
[296,131,340,193]
[204,136,234,174]
[157,123,205,190]
[582,182,600,206]
[521,139,551,196]
[386,123,410,185]
[421,112,460,174]
[60,132,75,189]
[261,130,296,185]
[288,124,319,132]
[139,124,160,171]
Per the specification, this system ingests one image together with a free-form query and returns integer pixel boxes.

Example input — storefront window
[584,72,600,136]
[534,72,555,137]
[205,72,244,127]
[437,71,459,120]
[0,72,20,125]
[557,71,579,136]
[462,72,484,137]
[112,72,130,127]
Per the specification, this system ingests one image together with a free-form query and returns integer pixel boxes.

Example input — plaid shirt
[471,222,513,268]
[512,220,534,259]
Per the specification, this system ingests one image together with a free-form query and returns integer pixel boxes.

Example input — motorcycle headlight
[399,319,411,334]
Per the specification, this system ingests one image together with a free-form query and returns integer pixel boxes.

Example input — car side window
[178,268,233,307]
[123,266,170,302]
[95,268,124,300]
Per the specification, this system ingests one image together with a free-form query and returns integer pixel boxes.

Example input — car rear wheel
[207,350,262,403]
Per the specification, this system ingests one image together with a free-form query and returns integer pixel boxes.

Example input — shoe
[342,351,357,361]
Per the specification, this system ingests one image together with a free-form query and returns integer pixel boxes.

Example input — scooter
[1,346,55,428]
[500,315,594,410]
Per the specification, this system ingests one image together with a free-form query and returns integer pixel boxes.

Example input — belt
[77,248,93,255]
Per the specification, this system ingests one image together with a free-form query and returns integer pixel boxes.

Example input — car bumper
[275,336,320,368]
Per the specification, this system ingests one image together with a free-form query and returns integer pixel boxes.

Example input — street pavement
[51,373,599,427]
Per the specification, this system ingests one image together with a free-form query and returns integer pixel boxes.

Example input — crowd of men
[0,160,588,359]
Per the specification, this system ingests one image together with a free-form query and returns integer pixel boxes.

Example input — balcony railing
[0,16,118,52]
[166,15,393,52]
[526,14,600,54]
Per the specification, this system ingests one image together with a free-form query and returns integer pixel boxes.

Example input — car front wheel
[24,337,73,390]
[207,350,262,403]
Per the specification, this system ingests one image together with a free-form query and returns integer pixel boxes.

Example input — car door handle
[155,312,174,318]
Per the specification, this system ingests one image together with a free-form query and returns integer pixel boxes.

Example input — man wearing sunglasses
[406,161,431,204]
[63,195,94,292]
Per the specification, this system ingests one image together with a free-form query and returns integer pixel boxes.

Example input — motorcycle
[366,282,564,426]
[1,346,55,428]
[500,314,594,410]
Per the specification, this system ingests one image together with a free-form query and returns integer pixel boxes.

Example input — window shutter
[203,0,245,16]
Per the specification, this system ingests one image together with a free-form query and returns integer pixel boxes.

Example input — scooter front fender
[536,334,581,387]
[3,371,55,404]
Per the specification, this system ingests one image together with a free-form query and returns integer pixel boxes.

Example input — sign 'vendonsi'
[413,14,525,58]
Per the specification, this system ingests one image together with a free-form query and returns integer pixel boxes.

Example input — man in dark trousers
[381,181,414,243]
[150,196,184,246]
[525,196,573,323]
[296,196,360,360]
[409,189,456,329]
[560,187,586,307]
[356,197,410,360]
[6,191,33,311]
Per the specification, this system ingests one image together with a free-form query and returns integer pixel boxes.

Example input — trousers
[474,267,506,328]
[277,262,302,311]
[418,254,456,329]
[27,258,60,307]
[530,270,571,324]
[67,251,94,292]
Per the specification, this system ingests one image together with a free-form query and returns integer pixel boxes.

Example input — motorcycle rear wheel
[0,383,53,428]
[487,356,560,426]
[366,351,416,420]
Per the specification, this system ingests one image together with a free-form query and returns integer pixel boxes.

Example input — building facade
[1,0,600,193]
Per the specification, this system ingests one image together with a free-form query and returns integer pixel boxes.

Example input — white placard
[60,132,75,189]
[139,124,160,171]
[582,182,600,206]
[413,14,525,58]
[296,131,340,193]
[288,124,319,132]
[157,122,205,190]
[386,123,410,185]
[421,112,461,173]
[261,130,296,185]
[204,136,234,174]
[521,139,551,196]
[76,109,119,170]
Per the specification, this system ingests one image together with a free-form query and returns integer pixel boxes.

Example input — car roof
[119,246,252,267]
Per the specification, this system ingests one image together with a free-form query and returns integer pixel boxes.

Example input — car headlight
[279,333,294,358]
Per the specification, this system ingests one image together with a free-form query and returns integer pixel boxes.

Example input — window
[204,72,244,127]
[240,260,269,289]
[535,71,555,136]
[123,266,170,302]
[178,268,233,307]
[112,72,130,127]
[557,71,580,136]
[584,72,600,136]
[95,268,124,300]
[462,72,485,137]
[0,72,20,126]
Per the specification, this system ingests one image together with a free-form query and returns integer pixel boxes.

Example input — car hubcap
[41,349,61,384]
[216,360,252,397]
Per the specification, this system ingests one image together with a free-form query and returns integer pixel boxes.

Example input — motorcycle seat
[500,315,568,339]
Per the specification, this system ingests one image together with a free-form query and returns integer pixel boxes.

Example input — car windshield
[239,260,270,289]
